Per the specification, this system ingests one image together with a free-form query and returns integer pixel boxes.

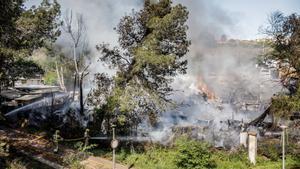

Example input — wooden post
[53,130,63,153]
[240,132,248,148]
[84,129,90,149]
[280,125,287,169]
[112,125,116,169]
[248,131,257,165]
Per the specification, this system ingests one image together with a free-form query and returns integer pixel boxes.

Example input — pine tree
[89,0,190,129]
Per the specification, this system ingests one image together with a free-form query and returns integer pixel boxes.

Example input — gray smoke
[55,0,143,76]
[146,1,284,146]
[27,0,284,146]
[56,1,283,146]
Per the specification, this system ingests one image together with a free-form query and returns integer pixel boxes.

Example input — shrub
[259,141,281,161]
[63,152,85,169]
[212,149,250,169]
[63,142,97,169]
[43,71,57,85]
[6,159,27,169]
[174,137,216,169]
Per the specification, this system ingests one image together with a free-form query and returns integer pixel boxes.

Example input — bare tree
[55,61,66,91]
[63,9,90,115]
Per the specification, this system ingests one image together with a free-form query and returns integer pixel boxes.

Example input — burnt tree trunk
[79,74,84,115]
[72,74,77,101]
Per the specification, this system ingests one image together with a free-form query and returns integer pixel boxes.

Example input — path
[81,156,132,169]
[0,126,132,169]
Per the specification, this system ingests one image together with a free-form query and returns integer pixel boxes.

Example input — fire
[197,76,216,100]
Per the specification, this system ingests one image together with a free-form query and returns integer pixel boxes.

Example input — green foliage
[174,137,215,169]
[73,142,97,153]
[90,0,190,134]
[92,141,300,169]
[263,12,300,119]
[31,46,77,89]
[264,12,300,74]
[16,0,61,50]
[43,71,57,85]
[287,141,300,160]
[0,0,61,88]
[116,148,131,162]
[211,150,250,169]
[12,58,44,80]
[63,153,85,169]
[260,143,280,161]
[63,142,96,169]
[270,87,300,119]
[125,146,177,169]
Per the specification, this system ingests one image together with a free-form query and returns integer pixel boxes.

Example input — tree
[264,11,300,91]
[31,45,76,88]
[63,10,91,115]
[89,0,190,132]
[263,12,300,120]
[0,0,61,89]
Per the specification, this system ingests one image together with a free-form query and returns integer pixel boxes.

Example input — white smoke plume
[146,1,284,146]
[26,0,284,146]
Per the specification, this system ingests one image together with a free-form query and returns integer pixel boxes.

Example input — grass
[91,140,300,169]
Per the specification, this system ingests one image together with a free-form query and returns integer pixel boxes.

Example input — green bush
[93,140,300,169]
[174,137,216,169]
[43,71,57,85]
[117,148,131,162]
[259,142,281,161]
[212,148,250,169]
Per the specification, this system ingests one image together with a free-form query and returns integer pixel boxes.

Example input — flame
[197,76,216,100]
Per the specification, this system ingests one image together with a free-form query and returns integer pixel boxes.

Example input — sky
[25,0,300,40]
[217,0,300,39]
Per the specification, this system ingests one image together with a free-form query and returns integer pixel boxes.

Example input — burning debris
[142,43,290,148]
[197,76,216,100]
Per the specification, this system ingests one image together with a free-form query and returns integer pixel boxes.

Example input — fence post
[240,132,248,148]
[53,130,63,153]
[84,129,90,148]
[248,131,257,165]
[112,125,116,169]
[280,125,288,169]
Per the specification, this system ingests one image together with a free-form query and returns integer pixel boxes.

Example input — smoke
[27,0,284,146]
[145,1,284,146]
[173,1,283,107]
[57,1,283,146]
[55,0,143,76]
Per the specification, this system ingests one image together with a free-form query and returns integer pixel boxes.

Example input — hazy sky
[25,0,300,40]
[218,0,300,39]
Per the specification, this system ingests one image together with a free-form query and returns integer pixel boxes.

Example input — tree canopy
[264,11,300,90]
[0,0,61,88]
[89,0,190,128]
[264,12,300,119]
